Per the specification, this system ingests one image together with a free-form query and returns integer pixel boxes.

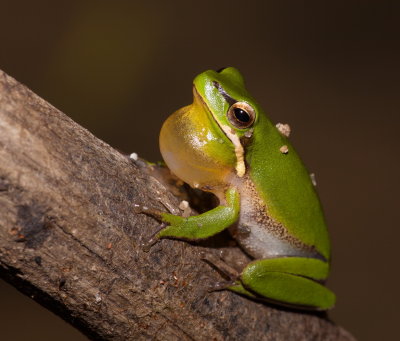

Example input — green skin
[157,67,335,310]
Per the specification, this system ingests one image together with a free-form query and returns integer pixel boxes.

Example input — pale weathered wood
[0,70,356,340]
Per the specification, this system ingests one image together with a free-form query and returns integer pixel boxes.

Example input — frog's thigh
[240,257,336,310]
[157,187,240,240]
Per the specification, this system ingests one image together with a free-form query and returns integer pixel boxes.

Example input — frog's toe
[201,253,239,280]
[133,203,164,220]
[140,222,168,252]
[207,280,237,292]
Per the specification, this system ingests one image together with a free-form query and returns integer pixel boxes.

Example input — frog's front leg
[153,187,240,240]
[232,257,335,310]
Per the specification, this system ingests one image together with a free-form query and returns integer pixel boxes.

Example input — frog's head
[159,67,258,190]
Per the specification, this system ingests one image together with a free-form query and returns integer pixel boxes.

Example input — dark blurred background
[0,1,398,340]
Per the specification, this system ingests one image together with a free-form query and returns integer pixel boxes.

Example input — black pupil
[234,108,250,123]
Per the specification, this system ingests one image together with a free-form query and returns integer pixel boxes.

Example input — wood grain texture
[0,70,356,341]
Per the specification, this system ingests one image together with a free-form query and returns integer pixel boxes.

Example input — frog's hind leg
[239,257,336,310]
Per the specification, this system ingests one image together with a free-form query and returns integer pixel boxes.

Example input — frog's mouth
[192,85,246,178]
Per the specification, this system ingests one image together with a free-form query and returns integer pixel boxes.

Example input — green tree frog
[151,67,335,310]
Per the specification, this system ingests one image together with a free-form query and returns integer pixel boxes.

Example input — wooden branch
[0,69,356,341]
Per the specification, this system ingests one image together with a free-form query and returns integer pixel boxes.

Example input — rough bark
[0,69,356,341]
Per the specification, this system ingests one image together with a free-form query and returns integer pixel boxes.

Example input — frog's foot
[140,222,167,252]
[200,252,239,280]
[200,252,250,294]
[133,203,169,251]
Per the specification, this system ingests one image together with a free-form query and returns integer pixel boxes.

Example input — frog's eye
[227,102,255,129]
